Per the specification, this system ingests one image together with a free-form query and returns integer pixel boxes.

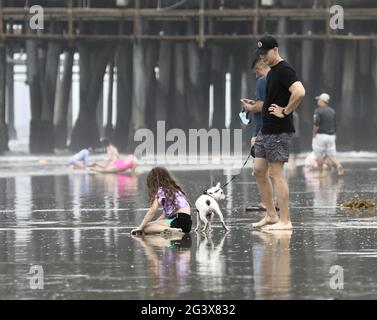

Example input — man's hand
[241,98,255,104]
[241,98,255,112]
[268,104,286,118]
[312,125,319,139]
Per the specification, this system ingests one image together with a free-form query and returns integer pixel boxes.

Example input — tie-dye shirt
[156,187,189,218]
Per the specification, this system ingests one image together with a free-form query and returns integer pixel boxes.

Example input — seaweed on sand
[340,196,377,212]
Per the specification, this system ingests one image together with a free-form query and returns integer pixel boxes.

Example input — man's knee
[268,162,284,177]
[254,166,268,179]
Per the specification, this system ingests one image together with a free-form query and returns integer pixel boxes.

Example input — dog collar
[203,190,212,197]
[203,189,220,198]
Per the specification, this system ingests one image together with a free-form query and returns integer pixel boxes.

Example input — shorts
[167,212,192,233]
[255,132,293,162]
[113,155,137,171]
[313,134,336,157]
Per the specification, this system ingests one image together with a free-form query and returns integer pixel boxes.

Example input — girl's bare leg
[142,221,182,234]
[94,160,110,169]
[71,161,86,170]
[94,164,118,173]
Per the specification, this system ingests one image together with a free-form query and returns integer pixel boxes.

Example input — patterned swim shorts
[255,132,293,162]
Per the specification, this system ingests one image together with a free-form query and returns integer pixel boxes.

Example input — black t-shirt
[262,60,299,134]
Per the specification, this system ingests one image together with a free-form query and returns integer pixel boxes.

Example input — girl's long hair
[147,167,189,210]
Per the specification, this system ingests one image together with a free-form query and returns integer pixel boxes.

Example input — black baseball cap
[255,35,279,55]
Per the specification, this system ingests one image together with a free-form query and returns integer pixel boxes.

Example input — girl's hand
[131,227,144,236]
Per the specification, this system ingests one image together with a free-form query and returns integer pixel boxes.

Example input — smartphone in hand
[241,98,255,105]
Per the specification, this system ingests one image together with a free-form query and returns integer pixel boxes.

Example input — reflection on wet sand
[90,173,139,200]
[303,168,344,210]
[132,233,192,298]
[1,164,377,299]
[252,230,292,300]
[195,231,229,292]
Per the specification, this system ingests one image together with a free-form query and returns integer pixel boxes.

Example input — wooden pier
[0,0,376,153]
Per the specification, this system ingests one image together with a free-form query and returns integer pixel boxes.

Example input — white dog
[195,182,229,232]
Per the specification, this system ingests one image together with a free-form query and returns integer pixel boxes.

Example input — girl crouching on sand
[131,167,192,235]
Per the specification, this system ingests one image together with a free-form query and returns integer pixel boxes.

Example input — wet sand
[1,161,377,299]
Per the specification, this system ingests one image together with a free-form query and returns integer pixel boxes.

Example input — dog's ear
[216,182,220,188]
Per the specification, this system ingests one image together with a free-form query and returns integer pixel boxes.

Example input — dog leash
[221,146,254,188]
[199,146,254,195]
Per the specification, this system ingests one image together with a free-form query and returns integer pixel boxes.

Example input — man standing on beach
[249,35,305,230]
[312,93,344,176]
[245,58,270,146]
[243,58,276,212]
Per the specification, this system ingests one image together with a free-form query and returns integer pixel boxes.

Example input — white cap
[315,93,330,103]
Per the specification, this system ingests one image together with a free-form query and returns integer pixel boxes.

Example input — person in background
[68,148,92,169]
[93,154,138,173]
[287,111,300,172]
[243,58,277,212]
[312,93,344,176]
[92,137,119,169]
[245,58,270,147]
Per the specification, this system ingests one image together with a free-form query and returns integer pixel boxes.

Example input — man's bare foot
[261,221,293,231]
[251,230,273,244]
[251,214,279,229]
[260,229,293,238]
